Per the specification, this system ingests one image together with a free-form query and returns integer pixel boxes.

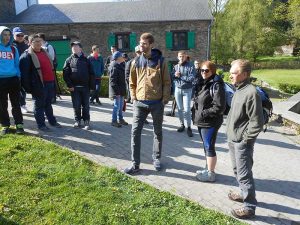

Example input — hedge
[278,83,300,94]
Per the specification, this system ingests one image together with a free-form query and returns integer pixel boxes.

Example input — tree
[288,0,300,39]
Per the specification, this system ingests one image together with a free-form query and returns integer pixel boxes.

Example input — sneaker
[50,122,62,128]
[15,124,25,134]
[1,126,10,135]
[111,121,122,128]
[83,121,91,130]
[119,119,128,126]
[228,191,244,203]
[21,105,28,113]
[196,169,208,175]
[177,125,185,132]
[187,127,193,137]
[123,165,140,175]
[73,121,81,128]
[38,126,51,132]
[196,170,216,182]
[153,159,162,171]
[144,119,149,124]
[96,100,102,105]
[231,207,255,219]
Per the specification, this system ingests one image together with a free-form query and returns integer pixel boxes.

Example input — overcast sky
[38,0,116,4]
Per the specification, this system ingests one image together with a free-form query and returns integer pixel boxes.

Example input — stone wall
[0,0,16,23]
[4,20,211,62]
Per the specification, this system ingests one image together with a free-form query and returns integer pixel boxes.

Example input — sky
[38,0,116,4]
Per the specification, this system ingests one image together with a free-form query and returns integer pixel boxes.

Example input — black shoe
[50,122,62,128]
[16,124,25,134]
[231,207,255,219]
[119,119,128,126]
[38,126,51,132]
[96,100,102,105]
[123,165,140,175]
[1,126,10,135]
[187,127,193,137]
[111,121,122,128]
[177,125,185,132]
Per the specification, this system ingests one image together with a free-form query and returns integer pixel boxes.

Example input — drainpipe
[207,19,214,60]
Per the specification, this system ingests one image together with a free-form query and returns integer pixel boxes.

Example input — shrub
[278,83,300,94]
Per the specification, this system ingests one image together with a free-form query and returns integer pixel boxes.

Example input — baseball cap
[13,27,24,35]
[112,51,123,60]
[70,41,82,48]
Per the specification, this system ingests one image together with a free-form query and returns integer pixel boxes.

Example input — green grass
[251,69,300,88]
[0,135,243,225]
[256,56,299,63]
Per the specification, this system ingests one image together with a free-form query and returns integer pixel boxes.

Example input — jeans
[33,81,57,128]
[20,87,26,106]
[90,78,101,103]
[71,87,90,122]
[112,95,124,122]
[0,76,23,126]
[131,100,164,166]
[198,126,220,157]
[228,139,257,210]
[174,87,192,127]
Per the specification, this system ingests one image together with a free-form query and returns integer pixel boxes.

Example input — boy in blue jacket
[0,26,24,135]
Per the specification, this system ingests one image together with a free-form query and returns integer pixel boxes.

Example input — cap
[70,41,82,48]
[13,27,24,35]
[112,51,123,60]
[135,45,141,53]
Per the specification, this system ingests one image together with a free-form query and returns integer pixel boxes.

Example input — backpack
[45,43,58,69]
[210,82,273,131]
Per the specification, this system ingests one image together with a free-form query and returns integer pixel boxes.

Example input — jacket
[0,26,20,78]
[172,61,195,89]
[109,61,127,98]
[129,48,171,104]
[192,74,226,127]
[63,53,95,90]
[226,79,264,142]
[13,40,28,56]
[88,54,104,79]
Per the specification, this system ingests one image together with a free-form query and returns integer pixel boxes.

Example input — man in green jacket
[226,59,264,219]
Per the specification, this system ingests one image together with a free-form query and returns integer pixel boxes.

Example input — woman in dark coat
[192,61,226,182]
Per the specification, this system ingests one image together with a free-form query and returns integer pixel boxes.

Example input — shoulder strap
[10,45,16,57]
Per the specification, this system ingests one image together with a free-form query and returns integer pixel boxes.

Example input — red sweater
[35,51,54,82]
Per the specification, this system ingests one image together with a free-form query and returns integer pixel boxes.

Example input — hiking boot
[73,121,81,128]
[15,124,25,134]
[153,159,162,171]
[187,127,193,137]
[231,207,255,219]
[228,191,244,203]
[21,105,28,114]
[38,126,51,132]
[111,121,122,128]
[1,126,10,135]
[83,121,91,130]
[177,125,185,132]
[123,165,140,175]
[50,122,62,128]
[196,170,216,182]
[119,119,128,126]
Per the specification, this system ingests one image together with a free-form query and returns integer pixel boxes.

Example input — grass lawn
[251,69,300,89]
[0,135,243,225]
[256,56,299,63]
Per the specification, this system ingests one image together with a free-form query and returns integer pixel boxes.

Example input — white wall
[15,0,37,15]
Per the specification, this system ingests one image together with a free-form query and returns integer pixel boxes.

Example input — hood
[150,48,162,60]
[0,26,13,46]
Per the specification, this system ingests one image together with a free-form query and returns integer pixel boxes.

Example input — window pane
[173,32,187,50]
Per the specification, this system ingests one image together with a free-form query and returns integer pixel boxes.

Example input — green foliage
[99,76,109,97]
[288,0,300,39]
[0,135,243,225]
[278,83,300,94]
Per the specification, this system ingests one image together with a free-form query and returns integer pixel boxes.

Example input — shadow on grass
[0,215,19,225]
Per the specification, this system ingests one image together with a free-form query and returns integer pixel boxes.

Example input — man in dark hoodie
[63,41,95,130]
[124,33,171,174]
[0,26,24,135]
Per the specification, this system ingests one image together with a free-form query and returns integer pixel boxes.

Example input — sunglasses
[201,69,210,73]
[16,34,24,37]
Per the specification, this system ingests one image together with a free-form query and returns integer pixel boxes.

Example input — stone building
[0,0,213,70]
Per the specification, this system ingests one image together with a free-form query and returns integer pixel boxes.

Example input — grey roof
[8,0,213,24]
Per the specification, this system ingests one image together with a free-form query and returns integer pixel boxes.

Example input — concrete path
[21,96,300,225]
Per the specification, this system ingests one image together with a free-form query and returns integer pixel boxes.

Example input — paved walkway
[22,96,300,225]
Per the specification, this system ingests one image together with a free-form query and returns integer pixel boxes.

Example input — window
[166,31,195,51]
[107,33,137,52]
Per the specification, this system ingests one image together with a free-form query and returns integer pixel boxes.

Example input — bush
[252,61,300,69]
[278,83,300,94]
[55,71,109,97]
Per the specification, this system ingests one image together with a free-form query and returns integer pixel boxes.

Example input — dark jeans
[0,76,23,126]
[198,126,220,157]
[20,87,26,106]
[71,87,90,122]
[131,100,164,166]
[228,139,257,210]
[90,78,101,103]
[33,81,57,128]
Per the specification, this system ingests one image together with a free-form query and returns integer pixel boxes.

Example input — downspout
[207,19,214,60]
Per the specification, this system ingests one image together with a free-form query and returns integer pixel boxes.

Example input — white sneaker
[21,105,28,113]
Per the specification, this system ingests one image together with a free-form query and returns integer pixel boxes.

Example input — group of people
[0,27,264,219]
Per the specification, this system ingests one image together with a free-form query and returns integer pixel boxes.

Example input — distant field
[256,56,299,63]
[251,69,300,88]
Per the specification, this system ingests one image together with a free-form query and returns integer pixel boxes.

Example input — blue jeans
[228,139,257,210]
[33,81,57,128]
[90,78,101,103]
[174,87,192,127]
[131,100,164,166]
[71,87,90,122]
[112,95,124,122]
